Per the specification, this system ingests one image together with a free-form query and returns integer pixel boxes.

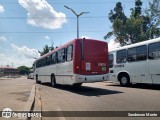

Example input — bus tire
[73,83,82,87]
[119,74,130,87]
[51,74,56,87]
[36,75,40,84]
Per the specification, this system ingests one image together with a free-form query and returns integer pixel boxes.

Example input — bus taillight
[76,66,79,72]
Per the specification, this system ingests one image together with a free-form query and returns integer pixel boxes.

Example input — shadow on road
[39,83,124,97]
[107,83,160,90]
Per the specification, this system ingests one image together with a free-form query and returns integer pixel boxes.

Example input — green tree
[17,66,30,75]
[129,0,150,42]
[104,0,158,46]
[131,0,142,18]
[104,2,127,46]
[50,42,54,51]
[38,44,55,56]
[145,0,160,39]
[108,2,127,23]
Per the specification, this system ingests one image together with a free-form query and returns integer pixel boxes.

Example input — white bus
[109,37,160,86]
[33,38,109,87]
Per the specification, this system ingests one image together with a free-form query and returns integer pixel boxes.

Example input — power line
[0,31,106,34]
[0,16,107,19]
[0,1,148,5]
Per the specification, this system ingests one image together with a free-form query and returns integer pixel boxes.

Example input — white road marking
[56,107,66,120]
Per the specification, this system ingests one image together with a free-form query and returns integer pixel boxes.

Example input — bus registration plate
[102,67,106,71]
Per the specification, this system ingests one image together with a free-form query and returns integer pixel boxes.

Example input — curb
[23,85,36,120]
[24,85,36,112]
[23,85,42,120]
[31,86,42,120]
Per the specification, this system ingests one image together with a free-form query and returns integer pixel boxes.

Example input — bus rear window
[84,40,107,58]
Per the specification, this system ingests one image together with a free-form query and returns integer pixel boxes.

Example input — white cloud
[108,39,120,51]
[0,53,34,68]
[44,36,50,40]
[11,44,40,59]
[0,36,7,42]
[0,54,8,66]
[18,0,67,29]
[0,44,40,67]
[0,4,5,13]
[0,53,20,68]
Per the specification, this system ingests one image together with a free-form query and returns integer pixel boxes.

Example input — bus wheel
[73,83,82,87]
[119,74,130,87]
[51,75,56,87]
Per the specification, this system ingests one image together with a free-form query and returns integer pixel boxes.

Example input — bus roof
[36,39,76,61]
[35,38,107,61]
[109,37,160,53]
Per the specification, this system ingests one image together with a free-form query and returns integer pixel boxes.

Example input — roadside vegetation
[104,0,160,46]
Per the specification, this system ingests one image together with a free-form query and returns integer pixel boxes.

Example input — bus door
[127,60,149,83]
[148,60,160,84]
[63,45,74,84]
[108,53,117,81]
[148,42,160,84]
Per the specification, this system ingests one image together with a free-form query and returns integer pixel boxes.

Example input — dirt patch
[10,91,30,102]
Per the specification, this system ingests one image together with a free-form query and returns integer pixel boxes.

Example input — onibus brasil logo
[2,108,12,118]
[2,108,42,118]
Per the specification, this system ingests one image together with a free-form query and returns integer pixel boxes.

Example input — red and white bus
[33,38,109,87]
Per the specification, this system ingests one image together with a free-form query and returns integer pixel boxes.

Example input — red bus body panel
[74,39,109,75]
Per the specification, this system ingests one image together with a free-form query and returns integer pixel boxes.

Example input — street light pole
[77,16,79,38]
[64,5,89,38]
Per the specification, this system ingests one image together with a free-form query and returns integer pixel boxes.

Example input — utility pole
[64,5,89,38]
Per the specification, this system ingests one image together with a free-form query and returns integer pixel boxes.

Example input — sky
[0,0,149,67]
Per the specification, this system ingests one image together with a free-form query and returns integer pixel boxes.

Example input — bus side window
[42,58,46,66]
[66,45,73,61]
[51,52,57,64]
[116,50,127,63]
[149,42,160,60]
[36,60,38,68]
[137,45,147,61]
[55,52,58,63]
[58,49,65,63]
[46,56,51,66]
[37,60,39,67]
[57,50,61,63]
[50,54,53,64]
[109,54,113,68]
[128,48,136,62]
[39,59,42,67]
[62,49,66,62]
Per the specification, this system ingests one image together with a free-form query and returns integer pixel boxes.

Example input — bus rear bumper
[74,74,109,83]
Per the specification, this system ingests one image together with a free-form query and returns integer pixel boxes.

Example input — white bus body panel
[35,61,74,84]
[34,60,108,85]
[74,74,108,83]
[149,59,160,84]
[128,61,152,84]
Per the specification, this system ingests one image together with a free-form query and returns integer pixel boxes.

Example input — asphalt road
[0,76,35,111]
[36,81,160,120]
[0,76,35,120]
